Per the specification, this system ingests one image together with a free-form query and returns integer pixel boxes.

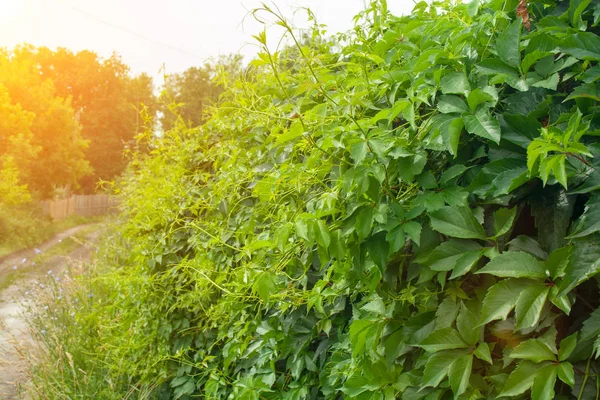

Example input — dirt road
[0,224,102,399]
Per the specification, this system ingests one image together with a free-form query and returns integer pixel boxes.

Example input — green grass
[0,244,11,259]
[0,268,22,292]
[32,224,101,264]
[0,223,103,291]
[0,213,103,259]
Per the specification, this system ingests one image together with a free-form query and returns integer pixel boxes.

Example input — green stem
[567,152,593,168]
[578,356,593,400]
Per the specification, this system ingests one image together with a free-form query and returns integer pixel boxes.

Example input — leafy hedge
[31,0,600,399]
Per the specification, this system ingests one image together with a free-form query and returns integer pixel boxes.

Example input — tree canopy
[0,46,159,199]
[0,48,90,198]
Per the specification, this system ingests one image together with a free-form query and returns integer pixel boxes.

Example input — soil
[0,225,102,399]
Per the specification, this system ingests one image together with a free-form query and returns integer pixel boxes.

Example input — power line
[53,0,207,62]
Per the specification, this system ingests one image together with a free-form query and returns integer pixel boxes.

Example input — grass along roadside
[0,223,103,292]
[0,211,104,260]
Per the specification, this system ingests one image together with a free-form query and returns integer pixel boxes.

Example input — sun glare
[0,0,26,19]
[0,0,29,38]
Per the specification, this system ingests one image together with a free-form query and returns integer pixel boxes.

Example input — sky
[0,0,415,80]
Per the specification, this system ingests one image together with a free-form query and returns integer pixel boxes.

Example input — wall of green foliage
[32,0,600,399]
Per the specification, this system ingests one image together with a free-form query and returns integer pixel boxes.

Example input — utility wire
[52,0,207,61]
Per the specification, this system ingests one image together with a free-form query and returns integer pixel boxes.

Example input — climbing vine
[29,0,600,399]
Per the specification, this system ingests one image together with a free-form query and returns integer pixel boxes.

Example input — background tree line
[0,45,237,204]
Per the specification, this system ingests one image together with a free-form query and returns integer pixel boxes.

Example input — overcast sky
[0,0,415,79]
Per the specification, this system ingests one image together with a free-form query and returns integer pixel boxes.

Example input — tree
[159,55,242,129]
[0,48,91,198]
[18,46,157,191]
[0,83,36,204]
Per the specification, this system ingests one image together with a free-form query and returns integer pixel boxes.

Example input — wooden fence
[40,195,120,220]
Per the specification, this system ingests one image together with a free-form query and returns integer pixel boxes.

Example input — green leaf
[422,349,464,388]
[441,117,464,156]
[481,279,529,325]
[173,379,196,398]
[419,327,469,352]
[349,319,378,357]
[581,308,600,342]
[466,0,479,17]
[531,364,557,400]
[351,141,369,164]
[549,286,572,315]
[435,297,460,329]
[361,297,386,316]
[530,189,575,253]
[546,246,572,279]
[440,165,469,185]
[417,171,438,190]
[456,303,480,345]
[467,88,496,111]
[295,218,310,241]
[531,72,560,90]
[387,99,410,122]
[565,83,600,102]
[568,194,600,239]
[476,252,546,279]
[499,361,539,397]
[493,207,516,238]
[403,221,422,246]
[275,121,304,145]
[441,72,470,95]
[429,206,486,239]
[514,285,550,330]
[437,95,469,114]
[450,250,485,279]
[579,66,600,83]
[425,239,482,271]
[539,154,567,189]
[558,362,575,387]
[355,206,374,240]
[570,167,600,194]
[497,19,522,69]
[561,32,600,61]
[558,334,577,361]
[397,151,427,182]
[448,353,473,398]
[367,232,389,273]
[315,220,330,248]
[508,236,548,259]
[510,339,557,363]
[532,55,555,77]
[558,235,600,296]
[477,58,519,78]
[368,139,390,159]
[253,273,276,302]
[569,0,592,30]
[386,225,406,253]
[499,114,540,148]
[463,107,501,144]
[468,158,529,197]
[474,342,493,364]
[341,375,375,397]
[527,139,545,173]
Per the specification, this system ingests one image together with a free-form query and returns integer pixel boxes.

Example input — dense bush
[0,203,52,254]
[30,0,600,399]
